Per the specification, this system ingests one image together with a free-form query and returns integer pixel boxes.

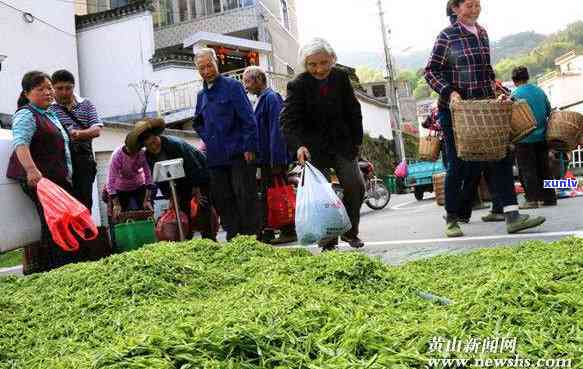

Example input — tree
[397,69,421,91]
[356,66,385,83]
[129,80,159,118]
[413,79,432,100]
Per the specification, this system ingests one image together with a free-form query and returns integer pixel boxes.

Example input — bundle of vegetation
[0,237,581,368]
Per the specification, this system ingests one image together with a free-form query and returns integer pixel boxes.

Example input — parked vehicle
[288,159,391,210]
[405,160,446,201]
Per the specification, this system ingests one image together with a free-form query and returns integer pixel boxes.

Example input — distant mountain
[338,31,548,72]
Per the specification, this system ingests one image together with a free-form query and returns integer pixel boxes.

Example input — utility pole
[377,0,406,162]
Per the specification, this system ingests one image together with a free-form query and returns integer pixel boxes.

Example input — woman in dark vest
[424,0,545,238]
[7,71,77,274]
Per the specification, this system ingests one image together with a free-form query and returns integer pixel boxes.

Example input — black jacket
[280,67,363,160]
[146,135,209,198]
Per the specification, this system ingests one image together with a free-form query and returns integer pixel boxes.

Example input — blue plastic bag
[295,163,352,245]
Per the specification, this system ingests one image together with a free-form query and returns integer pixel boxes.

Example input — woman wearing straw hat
[106,131,154,221]
[424,0,545,237]
[130,119,216,242]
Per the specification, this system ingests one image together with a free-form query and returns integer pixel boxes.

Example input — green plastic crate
[384,175,397,194]
[114,219,157,253]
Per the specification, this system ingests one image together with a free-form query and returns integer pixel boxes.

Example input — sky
[295,0,583,54]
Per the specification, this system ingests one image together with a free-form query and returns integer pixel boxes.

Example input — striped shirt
[425,21,496,111]
[49,95,102,131]
[11,104,73,181]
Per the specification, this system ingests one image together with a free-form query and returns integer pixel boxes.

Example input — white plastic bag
[295,163,352,245]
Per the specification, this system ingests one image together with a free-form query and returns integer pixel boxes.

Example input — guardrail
[157,69,290,114]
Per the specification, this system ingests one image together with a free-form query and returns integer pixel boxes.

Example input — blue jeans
[439,109,517,218]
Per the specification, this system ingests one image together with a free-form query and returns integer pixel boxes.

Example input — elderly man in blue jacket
[243,66,296,243]
[193,48,259,241]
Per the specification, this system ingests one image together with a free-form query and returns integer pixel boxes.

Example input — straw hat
[125,118,165,154]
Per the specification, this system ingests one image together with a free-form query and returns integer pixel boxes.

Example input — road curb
[0,265,23,276]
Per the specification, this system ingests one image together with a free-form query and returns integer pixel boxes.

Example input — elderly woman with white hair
[280,38,365,251]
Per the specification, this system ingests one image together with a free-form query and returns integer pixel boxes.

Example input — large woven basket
[547,111,583,152]
[433,172,446,206]
[419,135,441,161]
[511,101,536,143]
[451,100,513,161]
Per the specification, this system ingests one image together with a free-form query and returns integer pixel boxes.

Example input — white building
[0,0,79,126]
[538,50,583,170]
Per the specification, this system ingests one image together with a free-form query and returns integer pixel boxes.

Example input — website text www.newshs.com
[427,356,573,368]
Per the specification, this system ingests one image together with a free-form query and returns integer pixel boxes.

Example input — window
[280,0,290,30]
[190,0,197,19]
[178,0,188,21]
[203,0,222,15]
[154,0,174,28]
[372,84,387,98]
[224,0,241,11]
[242,0,255,6]
[110,0,129,8]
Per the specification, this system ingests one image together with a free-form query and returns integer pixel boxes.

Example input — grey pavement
[311,192,583,265]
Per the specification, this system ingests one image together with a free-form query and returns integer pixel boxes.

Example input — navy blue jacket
[193,75,258,167]
[254,88,290,166]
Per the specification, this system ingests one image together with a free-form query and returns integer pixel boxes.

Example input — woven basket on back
[433,172,446,206]
[419,134,441,161]
[451,100,513,161]
[546,111,583,152]
[511,101,536,143]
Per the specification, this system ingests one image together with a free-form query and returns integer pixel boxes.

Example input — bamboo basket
[419,134,441,161]
[511,101,537,143]
[546,111,583,152]
[433,172,446,206]
[451,100,513,161]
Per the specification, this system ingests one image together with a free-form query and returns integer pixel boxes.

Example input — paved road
[2,192,582,277]
[311,192,583,265]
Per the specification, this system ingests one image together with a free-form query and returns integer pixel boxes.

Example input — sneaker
[446,222,464,238]
[507,215,546,234]
[341,235,365,249]
[458,218,470,224]
[481,213,505,222]
[519,201,539,210]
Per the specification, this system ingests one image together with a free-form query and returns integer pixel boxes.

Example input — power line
[0,0,76,37]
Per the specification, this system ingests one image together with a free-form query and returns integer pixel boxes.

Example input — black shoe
[318,237,339,252]
[341,235,365,249]
[458,218,470,224]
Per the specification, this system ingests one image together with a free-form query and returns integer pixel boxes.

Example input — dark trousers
[515,142,556,203]
[114,186,148,212]
[210,159,258,241]
[311,154,365,239]
[72,153,97,212]
[439,110,518,218]
[21,180,80,274]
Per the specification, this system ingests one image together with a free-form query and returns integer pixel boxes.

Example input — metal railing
[157,69,290,114]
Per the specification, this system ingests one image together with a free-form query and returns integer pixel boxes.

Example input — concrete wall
[358,97,393,141]
[77,11,157,119]
[539,74,583,110]
[154,6,258,49]
[0,0,79,116]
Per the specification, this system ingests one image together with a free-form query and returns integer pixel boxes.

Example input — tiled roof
[76,0,155,30]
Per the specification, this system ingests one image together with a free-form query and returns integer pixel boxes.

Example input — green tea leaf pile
[1,237,581,368]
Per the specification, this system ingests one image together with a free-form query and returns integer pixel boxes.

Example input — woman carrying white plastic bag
[295,163,352,247]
